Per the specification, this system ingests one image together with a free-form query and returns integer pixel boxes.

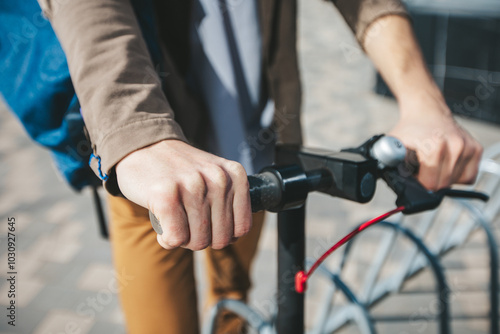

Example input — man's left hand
[389,96,483,191]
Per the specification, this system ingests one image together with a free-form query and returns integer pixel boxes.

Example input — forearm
[363,15,449,116]
[38,0,186,193]
[332,0,408,45]
[361,15,482,190]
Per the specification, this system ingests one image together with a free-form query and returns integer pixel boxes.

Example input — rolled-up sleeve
[37,0,187,194]
[332,0,409,45]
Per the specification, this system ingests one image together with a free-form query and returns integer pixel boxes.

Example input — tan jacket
[37,0,408,194]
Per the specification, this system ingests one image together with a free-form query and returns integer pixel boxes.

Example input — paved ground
[0,1,499,333]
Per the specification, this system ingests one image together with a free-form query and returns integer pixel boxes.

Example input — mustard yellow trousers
[108,195,265,334]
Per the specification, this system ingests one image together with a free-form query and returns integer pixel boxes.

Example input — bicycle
[150,135,489,334]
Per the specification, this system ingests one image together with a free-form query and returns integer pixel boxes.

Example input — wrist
[395,72,451,119]
[394,66,440,99]
[397,100,453,129]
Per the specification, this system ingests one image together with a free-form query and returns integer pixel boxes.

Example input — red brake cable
[295,206,405,293]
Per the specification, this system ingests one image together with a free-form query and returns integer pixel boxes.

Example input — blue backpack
[0,1,97,190]
[0,1,164,237]
[0,0,163,191]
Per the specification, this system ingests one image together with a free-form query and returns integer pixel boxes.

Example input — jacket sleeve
[332,0,409,46]
[37,0,187,195]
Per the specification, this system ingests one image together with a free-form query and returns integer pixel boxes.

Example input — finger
[157,234,173,250]
[450,139,475,184]
[182,193,212,251]
[210,188,234,250]
[457,141,483,184]
[404,149,420,176]
[225,161,251,239]
[436,137,464,189]
[175,173,211,250]
[206,165,234,250]
[151,187,190,249]
[415,143,445,191]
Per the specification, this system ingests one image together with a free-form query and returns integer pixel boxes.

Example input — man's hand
[115,140,252,251]
[363,15,483,190]
[389,96,482,190]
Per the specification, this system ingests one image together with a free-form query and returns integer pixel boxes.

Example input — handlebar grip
[248,172,282,212]
[149,172,283,235]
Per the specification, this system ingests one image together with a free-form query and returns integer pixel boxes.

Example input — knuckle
[234,228,250,239]
[463,175,476,184]
[475,143,484,158]
[418,174,438,191]
[156,235,171,250]
[163,224,189,248]
[211,227,233,249]
[165,234,188,248]
[189,239,211,251]
[459,163,480,185]
[211,239,230,250]
[154,200,173,216]
[151,188,179,217]
[432,136,446,147]
[184,174,207,194]
[226,161,249,190]
[150,184,177,200]
[208,166,230,189]
[463,144,482,168]
[439,175,452,189]
[234,221,251,238]
[449,136,465,153]
[226,161,246,177]
[460,169,477,184]
[426,140,446,162]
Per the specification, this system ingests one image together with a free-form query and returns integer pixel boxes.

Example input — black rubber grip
[248,172,282,212]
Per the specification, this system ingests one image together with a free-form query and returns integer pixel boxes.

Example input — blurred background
[0,0,499,333]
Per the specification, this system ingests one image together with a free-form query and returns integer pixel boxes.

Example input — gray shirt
[188,0,275,175]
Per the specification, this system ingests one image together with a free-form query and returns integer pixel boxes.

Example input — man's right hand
[115,140,252,251]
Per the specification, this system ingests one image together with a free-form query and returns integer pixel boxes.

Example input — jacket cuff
[89,117,187,195]
[334,0,410,47]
